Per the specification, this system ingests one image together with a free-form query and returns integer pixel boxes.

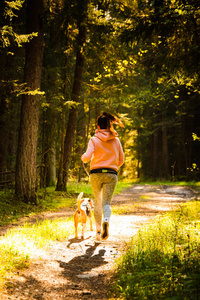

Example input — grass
[0,189,74,226]
[0,181,131,226]
[0,217,75,288]
[112,204,140,215]
[0,181,131,288]
[0,180,199,295]
[138,180,200,188]
[111,200,200,299]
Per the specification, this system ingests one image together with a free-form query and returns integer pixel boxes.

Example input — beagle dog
[74,192,94,239]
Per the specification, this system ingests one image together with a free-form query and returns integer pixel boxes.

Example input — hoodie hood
[94,129,118,142]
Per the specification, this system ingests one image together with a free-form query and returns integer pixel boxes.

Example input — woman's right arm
[118,139,125,167]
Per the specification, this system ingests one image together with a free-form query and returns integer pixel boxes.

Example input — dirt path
[1,184,199,300]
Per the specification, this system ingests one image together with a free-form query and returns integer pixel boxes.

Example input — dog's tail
[77,192,83,211]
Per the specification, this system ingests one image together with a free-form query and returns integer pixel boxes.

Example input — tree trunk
[56,110,66,190]
[162,121,169,178]
[77,102,86,182]
[95,101,100,119]
[45,138,57,186]
[152,128,158,179]
[56,1,87,191]
[15,0,44,203]
[40,111,57,188]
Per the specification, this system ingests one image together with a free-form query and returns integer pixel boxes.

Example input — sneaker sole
[101,222,109,240]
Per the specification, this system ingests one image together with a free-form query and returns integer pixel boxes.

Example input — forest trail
[1,184,199,299]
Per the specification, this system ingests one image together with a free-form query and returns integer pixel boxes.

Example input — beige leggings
[90,173,118,231]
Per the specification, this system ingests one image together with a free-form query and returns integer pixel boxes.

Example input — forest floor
[1,184,199,300]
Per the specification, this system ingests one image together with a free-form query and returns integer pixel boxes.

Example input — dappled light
[0,0,200,298]
[0,184,199,299]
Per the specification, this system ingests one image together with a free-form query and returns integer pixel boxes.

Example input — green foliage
[102,0,200,181]
[0,238,29,288]
[112,201,200,299]
[0,180,130,288]
[0,0,37,48]
[0,217,74,289]
[0,182,132,226]
[112,203,139,215]
[0,187,75,226]
[1,0,200,197]
[137,180,200,188]
[4,0,24,19]
[0,25,38,48]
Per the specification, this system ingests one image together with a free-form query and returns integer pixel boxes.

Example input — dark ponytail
[97,112,124,135]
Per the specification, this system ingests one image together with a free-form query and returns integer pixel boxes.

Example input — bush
[112,201,200,299]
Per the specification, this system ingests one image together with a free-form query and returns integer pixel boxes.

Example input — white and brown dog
[74,192,94,239]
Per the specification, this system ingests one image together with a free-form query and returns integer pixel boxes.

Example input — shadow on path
[67,236,92,248]
[58,243,108,279]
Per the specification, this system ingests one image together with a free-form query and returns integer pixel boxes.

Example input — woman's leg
[101,174,118,240]
[90,173,118,240]
[90,174,103,232]
[102,174,118,223]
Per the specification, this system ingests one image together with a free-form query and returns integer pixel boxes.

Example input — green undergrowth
[1,180,197,292]
[0,216,74,288]
[138,180,200,188]
[0,181,131,288]
[112,204,139,215]
[111,200,200,300]
[0,181,131,227]
[0,188,74,227]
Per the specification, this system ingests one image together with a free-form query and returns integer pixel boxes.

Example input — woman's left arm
[81,139,95,163]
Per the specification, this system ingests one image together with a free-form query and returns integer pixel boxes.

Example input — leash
[82,162,90,178]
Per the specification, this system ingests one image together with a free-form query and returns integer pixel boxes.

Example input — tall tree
[56,0,88,191]
[15,0,44,203]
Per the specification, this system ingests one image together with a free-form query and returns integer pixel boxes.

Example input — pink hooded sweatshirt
[81,129,124,171]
